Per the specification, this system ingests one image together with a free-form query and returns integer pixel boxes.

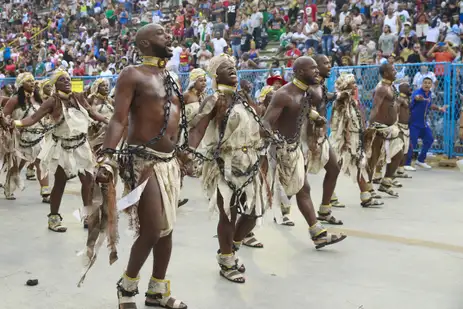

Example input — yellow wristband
[13,120,23,127]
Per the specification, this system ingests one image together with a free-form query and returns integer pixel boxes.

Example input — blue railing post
[448,64,456,158]
[444,63,450,157]
[326,72,336,135]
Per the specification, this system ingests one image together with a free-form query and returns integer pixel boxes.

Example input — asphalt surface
[1,167,463,309]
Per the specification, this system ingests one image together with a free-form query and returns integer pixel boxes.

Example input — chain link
[114,70,189,190]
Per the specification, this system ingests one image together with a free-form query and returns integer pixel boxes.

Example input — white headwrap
[187,68,207,90]
[37,79,54,100]
[15,72,34,89]
[335,73,356,93]
[207,53,236,90]
[50,69,71,86]
[90,78,110,97]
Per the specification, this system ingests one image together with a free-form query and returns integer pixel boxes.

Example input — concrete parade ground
[1,168,463,309]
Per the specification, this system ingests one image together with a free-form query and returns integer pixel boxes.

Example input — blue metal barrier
[1,63,462,157]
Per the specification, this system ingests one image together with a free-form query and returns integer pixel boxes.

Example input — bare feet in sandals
[313,231,347,249]
[217,254,246,284]
[317,212,343,225]
[274,215,295,226]
[330,198,346,208]
[242,232,264,248]
[361,198,384,208]
[378,184,399,197]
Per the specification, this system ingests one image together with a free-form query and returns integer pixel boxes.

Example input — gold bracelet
[13,120,23,127]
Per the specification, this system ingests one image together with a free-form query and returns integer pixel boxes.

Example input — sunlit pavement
[1,168,462,309]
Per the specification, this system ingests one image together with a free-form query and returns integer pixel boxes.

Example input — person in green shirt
[267,12,286,41]
[105,5,116,27]
[35,60,46,77]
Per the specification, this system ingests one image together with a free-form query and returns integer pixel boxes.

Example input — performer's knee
[296,181,311,200]
[326,160,340,178]
[138,228,162,246]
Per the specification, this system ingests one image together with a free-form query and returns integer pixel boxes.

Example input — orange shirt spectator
[428,43,457,76]
[433,52,454,75]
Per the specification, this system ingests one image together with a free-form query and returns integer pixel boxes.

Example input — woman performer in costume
[178,68,208,207]
[0,84,15,188]
[87,78,114,152]
[1,73,51,202]
[187,53,271,283]
[238,85,272,248]
[329,73,384,207]
[5,69,108,232]
[394,82,413,182]
[179,69,206,178]
[25,80,55,181]
[1,84,14,99]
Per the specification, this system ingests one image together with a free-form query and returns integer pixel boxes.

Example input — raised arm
[76,93,109,124]
[11,97,55,128]
[2,96,19,117]
[101,67,136,151]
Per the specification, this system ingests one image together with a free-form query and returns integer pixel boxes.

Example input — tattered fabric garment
[301,120,330,174]
[3,103,46,196]
[364,122,404,176]
[398,123,410,154]
[120,147,181,237]
[329,93,369,183]
[78,162,118,287]
[38,101,95,179]
[88,100,114,150]
[267,142,305,223]
[199,95,270,220]
[183,101,204,177]
[12,103,47,162]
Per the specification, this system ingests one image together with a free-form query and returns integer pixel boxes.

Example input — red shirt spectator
[285,43,301,67]
[304,4,317,23]
[73,64,85,76]
[5,62,16,75]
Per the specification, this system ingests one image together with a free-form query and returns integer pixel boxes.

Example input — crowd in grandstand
[0,0,462,87]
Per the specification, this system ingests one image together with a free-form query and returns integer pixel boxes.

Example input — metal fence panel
[451,64,463,157]
[330,62,450,155]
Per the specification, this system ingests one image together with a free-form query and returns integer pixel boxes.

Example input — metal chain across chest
[285,91,313,149]
[213,92,261,213]
[116,71,189,190]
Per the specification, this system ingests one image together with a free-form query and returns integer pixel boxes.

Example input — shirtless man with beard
[263,56,346,248]
[96,23,187,309]
[366,63,404,198]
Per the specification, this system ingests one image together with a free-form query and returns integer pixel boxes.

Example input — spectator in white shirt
[303,16,319,51]
[100,64,113,76]
[292,25,307,50]
[250,6,263,48]
[338,4,350,29]
[412,65,437,90]
[383,7,400,34]
[168,40,183,74]
[211,32,228,56]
